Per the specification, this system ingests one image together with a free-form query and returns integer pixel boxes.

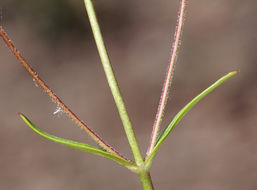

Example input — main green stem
[138,171,154,190]
[83,0,143,165]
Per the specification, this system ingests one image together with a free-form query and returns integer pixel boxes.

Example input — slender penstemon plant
[0,0,238,189]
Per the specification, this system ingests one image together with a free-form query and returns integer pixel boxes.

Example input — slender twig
[0,26,129,161]
[83,0,144,165]
[147,0,187,156]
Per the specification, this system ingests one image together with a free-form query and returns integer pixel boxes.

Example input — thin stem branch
[83,0,143,165]
[0,26,128,161]
[147,0,187,156]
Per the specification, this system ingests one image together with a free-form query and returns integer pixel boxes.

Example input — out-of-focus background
[0,0,256,189]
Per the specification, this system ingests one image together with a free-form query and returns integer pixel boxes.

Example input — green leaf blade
[145,71,238,168]
[19,114,137,172]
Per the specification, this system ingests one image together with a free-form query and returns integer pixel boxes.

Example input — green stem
[138,171,154,190]
[83,0,143,165]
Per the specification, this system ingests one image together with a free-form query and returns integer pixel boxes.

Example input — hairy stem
[147,0,187,156]
[83,0,143,165]
[0,26,128,161]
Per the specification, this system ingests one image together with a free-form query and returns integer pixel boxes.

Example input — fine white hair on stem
[147,0,187,156]
[0,26,128,161]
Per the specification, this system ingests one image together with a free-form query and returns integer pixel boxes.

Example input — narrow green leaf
[19,114,137,172]
[145,71,238,168]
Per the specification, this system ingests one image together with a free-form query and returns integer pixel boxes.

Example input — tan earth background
[0,0,257,189]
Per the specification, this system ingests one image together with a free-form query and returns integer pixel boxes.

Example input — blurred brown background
[0,0,257,189]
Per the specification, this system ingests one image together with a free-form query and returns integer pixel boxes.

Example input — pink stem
[0,27,129,161]
[147,0,187,156]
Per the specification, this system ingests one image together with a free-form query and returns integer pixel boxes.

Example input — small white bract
[32,78,39,87]
[53,106,63,116]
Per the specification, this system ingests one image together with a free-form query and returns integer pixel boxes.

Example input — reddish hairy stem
[0,27,128,161]
[147,0,187,156]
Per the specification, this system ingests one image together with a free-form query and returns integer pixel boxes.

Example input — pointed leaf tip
[228,70,240,75]
[19,114,137,172]
[19,113,30,125]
